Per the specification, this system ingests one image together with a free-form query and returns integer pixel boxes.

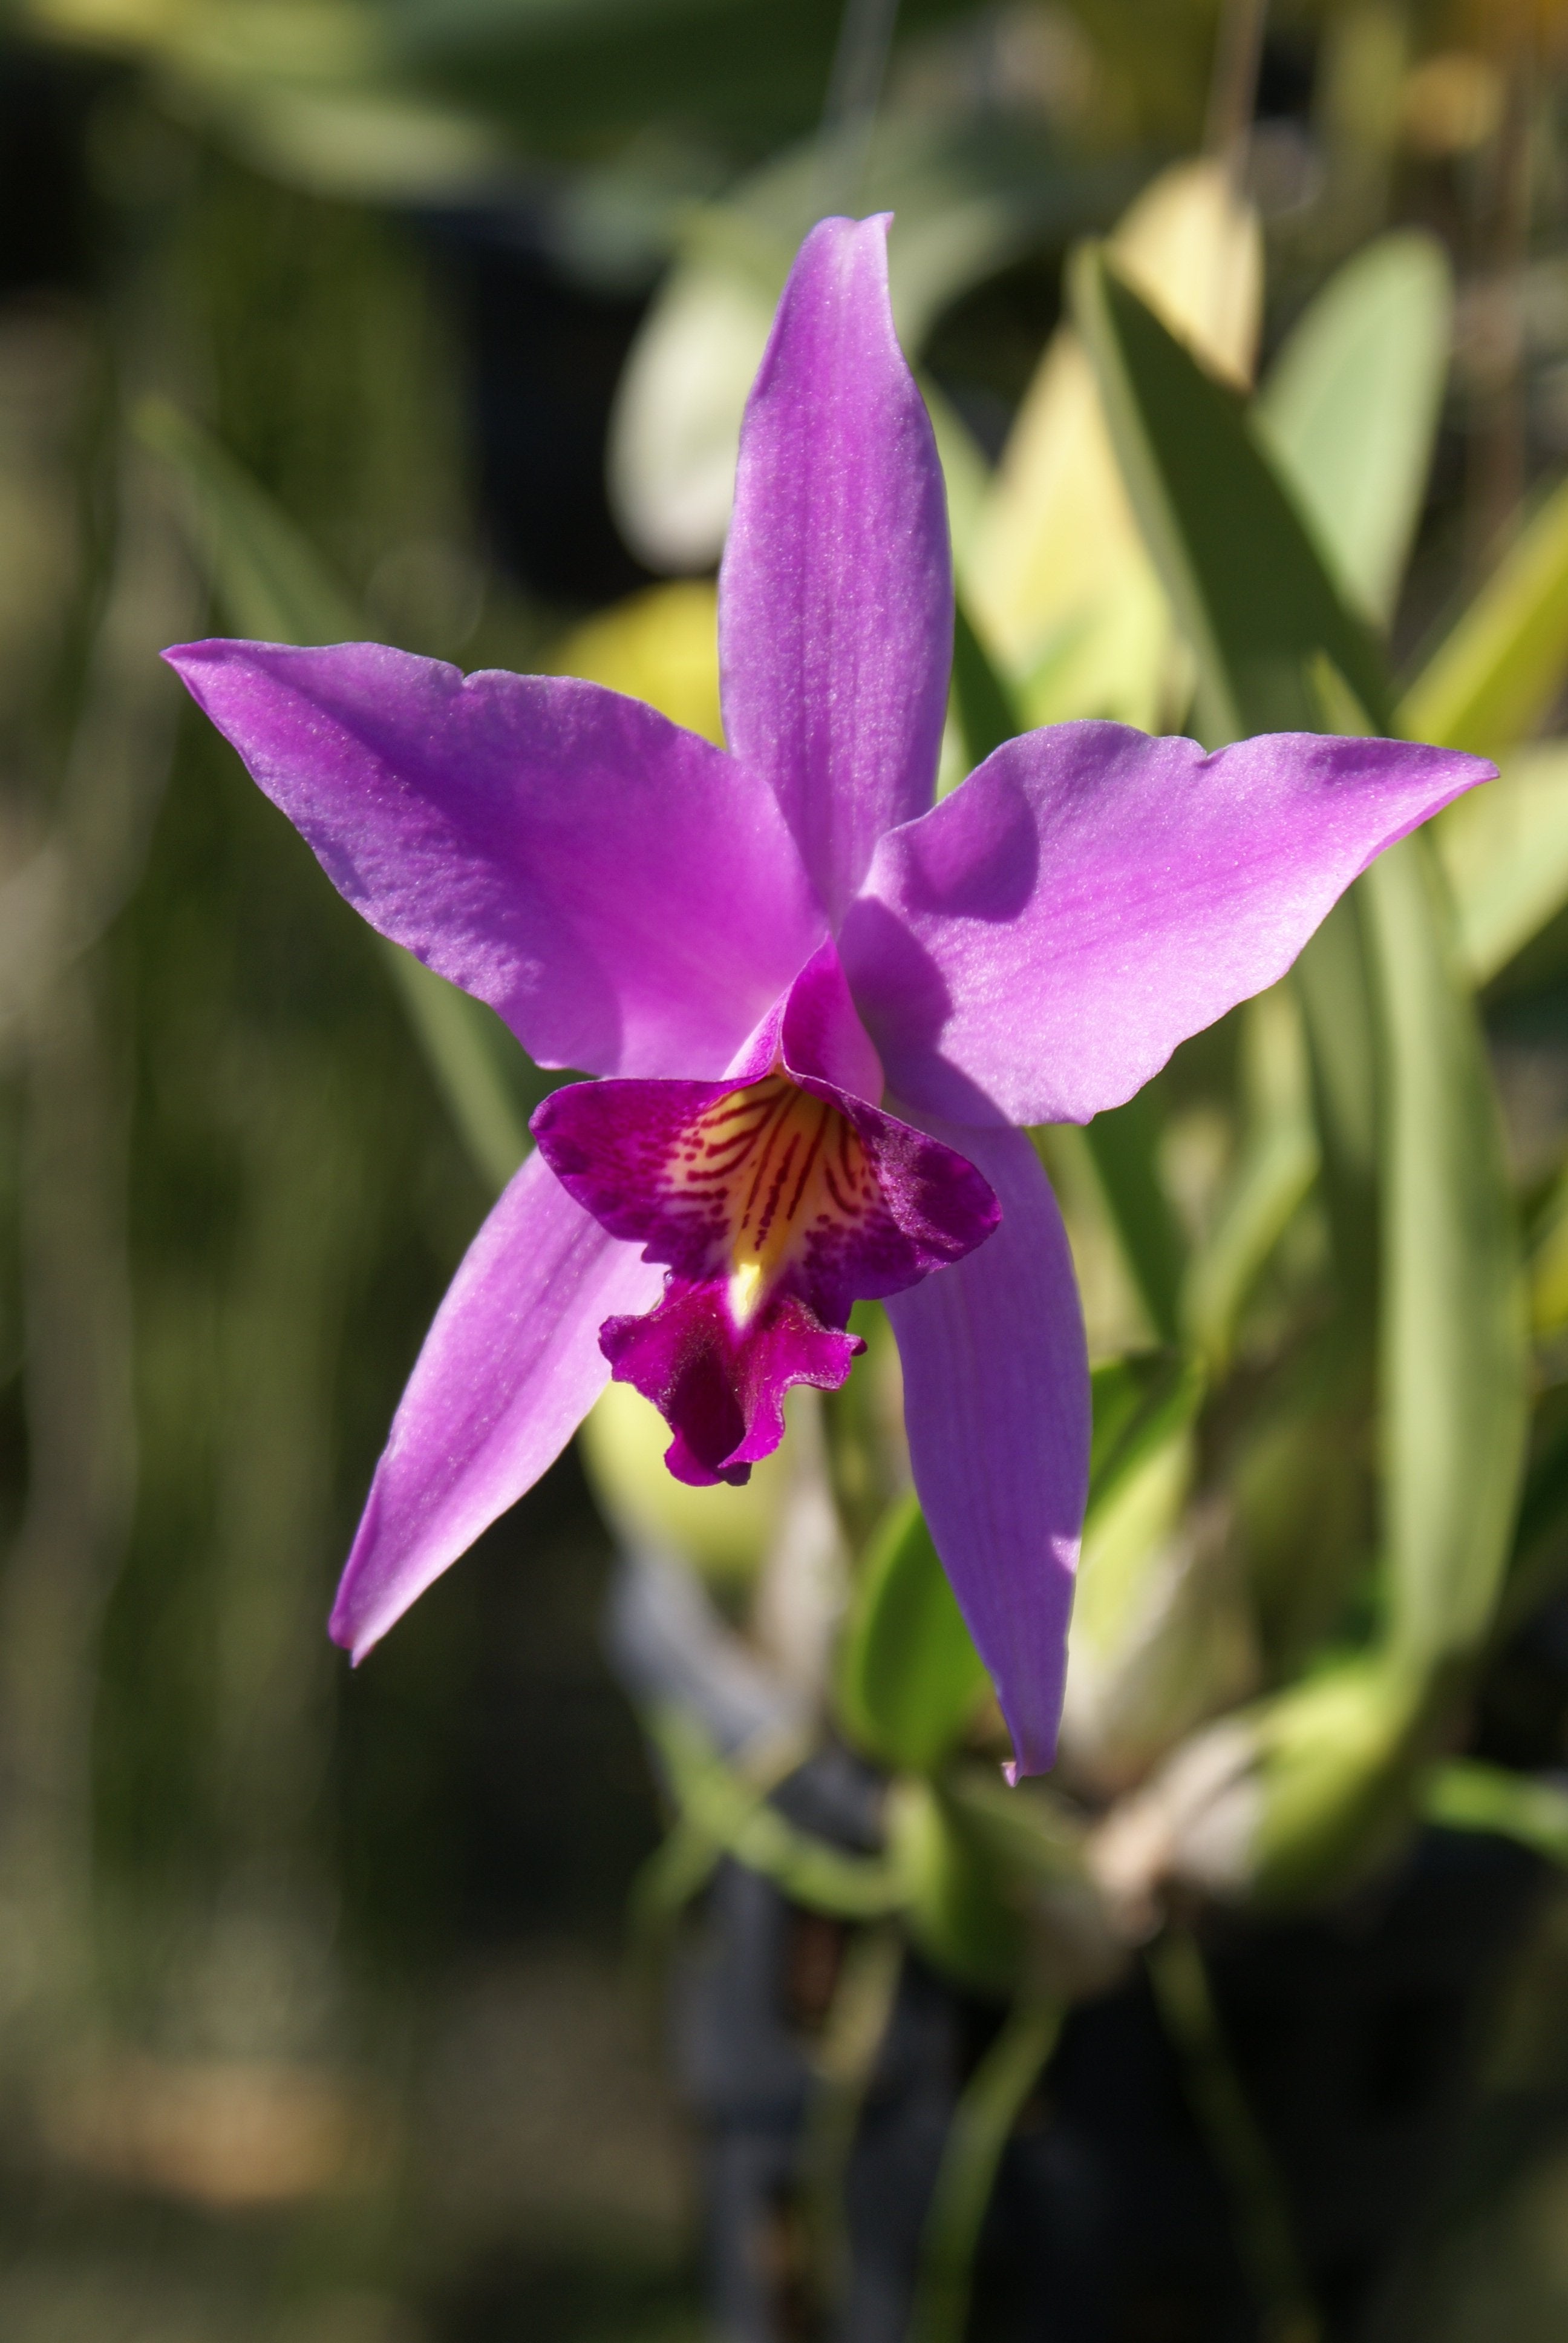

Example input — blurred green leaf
[835,1495,990,1776]
[939,1765,1088,1888]
[1424,1759,1568,1866]
[1400,471,1568,758]
[1066,1374,1250,1794]
[1070,243,1393,743]
[1364,833,1528,1669]
[968,160,1260,733]
[1291,890,1381,1311]
[1088,1349,1205,1518]
[1076,250,1527,1680]
[1183,988,1318,1365]
[650,1705,904,1921]
[139,396,535,1193]
[950,594,1022,772]
[1433,742,1568,984]
[1257,232,1451,628]
[884,1776,1024,1995]
[139,393,361,642]
[1143,1928,1317,2332]
[1081,1090,1187,1346]
[610,113,1120,569]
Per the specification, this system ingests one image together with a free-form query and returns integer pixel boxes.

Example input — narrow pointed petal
[331,1151,662,1659]
[886,1119,1089,1780]
[841,723,1494,1126]
[165,640,825,1080]
[718,216,952,926]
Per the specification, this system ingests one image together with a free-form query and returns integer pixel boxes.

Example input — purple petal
[599,1279,861,1487]
[330,1149,661,1659]
[165,640,826,1080]
[841,723,1494,1126]
[886,1119,1089,1780]
[718,217,952,926]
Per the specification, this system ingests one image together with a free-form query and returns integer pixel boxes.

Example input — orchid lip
[531,1043,1001,1487]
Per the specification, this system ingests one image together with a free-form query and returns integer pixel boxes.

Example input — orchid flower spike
[165,218,1491,1780]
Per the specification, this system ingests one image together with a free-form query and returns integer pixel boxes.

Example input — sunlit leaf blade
[139,396,536,1193]
[1088,1349,1204,1518]
[1433,742,1568,983]
[1257,232,1451,628]
[1364,833,1528,1668]
[1399,471,1568,758]
[1070,244,1393,742]
[1424,1758,1568,1866]
[967,160,1260,732]
[835,1494,989,1775]
[1064,1369,1253,1794]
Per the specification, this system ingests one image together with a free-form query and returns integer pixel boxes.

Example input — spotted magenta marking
[673,1072,875,1322]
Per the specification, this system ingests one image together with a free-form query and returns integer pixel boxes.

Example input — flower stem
[1145,1926,1321,2343]
[800,1922,906,2318]
[910,1995,1063,2343]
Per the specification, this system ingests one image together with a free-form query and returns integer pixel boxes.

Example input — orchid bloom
[165,217,1489,1778]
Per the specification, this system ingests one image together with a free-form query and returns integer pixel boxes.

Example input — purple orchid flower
[163,217,1490,1778]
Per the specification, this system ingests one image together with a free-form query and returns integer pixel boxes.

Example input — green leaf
[835,1493,989,1775]
[1424,1759,1568,1866]
[1088,1349,1205,1518]
[1070,243,1394,743]
[1080,1090,1188,1345]
[138,394,361,643]
[649,1705,905,1921]
[950,595,1022,772]
[1399,471,1568,758]
[1432,742,1568,984]
[1291,889,1382,1311]
[1145,1929,1317,2332]
[139,397,537,1194]
[1183,988,1318,1366]
[884,1776,1025,1996]
[1364,833,1529,1668]
[1257,232,1451,627]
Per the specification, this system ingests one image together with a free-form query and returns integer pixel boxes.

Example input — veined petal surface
[718,216,952,926]
[331,1150,662,1659]
[841,723,1493,1127]
[532,946,998,1489]
[166,641,825,1081]
[886,1119,1089,1780]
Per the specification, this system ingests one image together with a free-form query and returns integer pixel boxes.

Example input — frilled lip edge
[600,1275,864,1485]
